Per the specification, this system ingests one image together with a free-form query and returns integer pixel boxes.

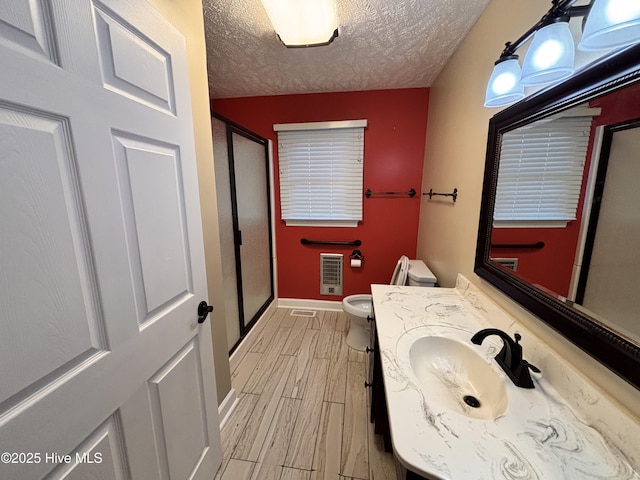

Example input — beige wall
[146,0,232,405]
[417,0,640,416]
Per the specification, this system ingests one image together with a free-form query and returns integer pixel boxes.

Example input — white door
[0,1,222,479]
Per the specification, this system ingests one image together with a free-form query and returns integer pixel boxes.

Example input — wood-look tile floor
[215,307,398,480]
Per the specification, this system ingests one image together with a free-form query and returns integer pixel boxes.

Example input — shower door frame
[213,112,275,353]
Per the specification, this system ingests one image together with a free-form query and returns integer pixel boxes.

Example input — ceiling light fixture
[261,0,339,48]
[485,0,640,108]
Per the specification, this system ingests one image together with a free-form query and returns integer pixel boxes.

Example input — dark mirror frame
[475,43,640,390]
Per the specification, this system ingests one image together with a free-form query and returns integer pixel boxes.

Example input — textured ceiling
[203,0,492,99]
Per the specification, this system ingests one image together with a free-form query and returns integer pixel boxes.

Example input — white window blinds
[276,120,366,226]
[494,115,594,224]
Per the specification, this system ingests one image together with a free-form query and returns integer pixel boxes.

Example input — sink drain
[463,395,481,408]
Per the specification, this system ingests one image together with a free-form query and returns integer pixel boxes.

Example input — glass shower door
[229,128,273,336]
[212,115,274,353]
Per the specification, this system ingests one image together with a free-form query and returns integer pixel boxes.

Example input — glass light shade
[261,0,338,47]
[578,0,640,51]
[521,21,575,86]
[484,58,525,107]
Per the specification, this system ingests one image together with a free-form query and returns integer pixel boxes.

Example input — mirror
[475,43,640,390]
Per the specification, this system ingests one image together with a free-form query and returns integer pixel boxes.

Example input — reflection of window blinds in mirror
[495,116,594,222]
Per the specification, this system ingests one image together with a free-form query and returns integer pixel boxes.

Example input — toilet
[406,259,437,287]
[342,257,437,350]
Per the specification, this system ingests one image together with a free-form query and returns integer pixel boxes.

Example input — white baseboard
[218,388,238,430]
[277,298,343,311]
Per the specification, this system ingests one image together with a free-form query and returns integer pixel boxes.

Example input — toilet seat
[342,294,372,317]
[342,255,417,351]
[390,255,409,286]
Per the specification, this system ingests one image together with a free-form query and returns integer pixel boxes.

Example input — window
[494,113,596,227]
[275,120,367,227]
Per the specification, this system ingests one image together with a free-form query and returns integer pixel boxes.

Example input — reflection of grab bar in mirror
[300,238,362,246]
[491,242,545,249]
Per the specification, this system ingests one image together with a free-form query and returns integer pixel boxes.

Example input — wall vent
[320,253,343,295]
[491,257,519,272]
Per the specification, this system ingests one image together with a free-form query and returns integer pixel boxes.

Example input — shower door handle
[236,229,243,246]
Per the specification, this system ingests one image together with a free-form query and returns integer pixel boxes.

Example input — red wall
[490,83,640,296]
[490,226,579,296]
[211,89,429,300]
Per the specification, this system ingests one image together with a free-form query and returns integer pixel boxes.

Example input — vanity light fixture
[484,56,525,107]
[260,0,339,48]
[520,17,575,86]
[579,0,640,51]
[485,0,640,108]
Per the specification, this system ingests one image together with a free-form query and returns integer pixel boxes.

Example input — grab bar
[364,188,417,198]
[491,242,545,249]
[300,238,362,246]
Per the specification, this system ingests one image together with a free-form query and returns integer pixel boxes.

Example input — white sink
[406,334,508,420]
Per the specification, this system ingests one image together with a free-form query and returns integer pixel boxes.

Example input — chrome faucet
[471,329,540,388]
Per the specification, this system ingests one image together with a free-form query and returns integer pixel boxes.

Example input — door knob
[197,301,214,324]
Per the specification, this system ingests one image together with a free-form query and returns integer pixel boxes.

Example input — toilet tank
[407,260,437,287]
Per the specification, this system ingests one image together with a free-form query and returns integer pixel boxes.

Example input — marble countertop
[371,276,640,480]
